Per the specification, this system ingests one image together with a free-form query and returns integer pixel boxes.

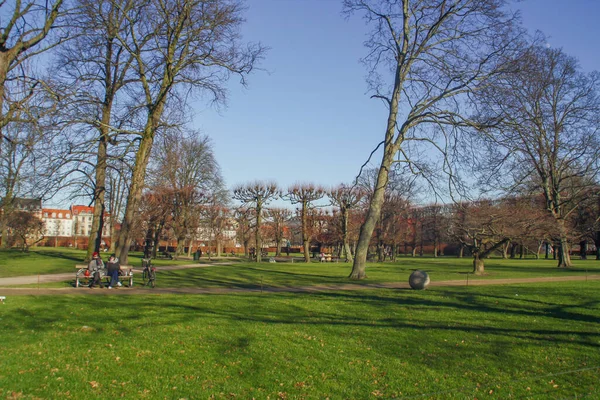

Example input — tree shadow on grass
[4,286,599,354]
[33,250,82,262]
[156,267,354,289]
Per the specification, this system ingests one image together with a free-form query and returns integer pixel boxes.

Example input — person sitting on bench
[88,252,105,289]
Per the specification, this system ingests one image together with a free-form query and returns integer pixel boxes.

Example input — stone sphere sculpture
[409,270,430,290]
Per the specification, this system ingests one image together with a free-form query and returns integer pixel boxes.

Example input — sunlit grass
[0,281,598,398]
[139,257,600,289]
[2,248,599,289]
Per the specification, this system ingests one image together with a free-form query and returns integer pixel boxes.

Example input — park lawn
[1,244,598,288]
[2,254,599,289]
[149,257,600,289]
[0,248,205,278]
[0,281,598,399]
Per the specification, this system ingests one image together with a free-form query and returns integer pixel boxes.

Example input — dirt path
[0,266,598,296]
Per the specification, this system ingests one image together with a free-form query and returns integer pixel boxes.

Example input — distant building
[41,208,74,237]
[70,205,111,238]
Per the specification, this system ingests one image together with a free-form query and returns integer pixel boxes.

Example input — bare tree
[232,182,279,262]
[0,0,65,147]
[137,188,173,258]
[0,1,68,247]
[344,0,522,279]
[421,204,450,257]
[55,0,137,260]
[234,207,253,257]
[474,45,600,268]
[448,198,549,274]
[5,210,44,251]
[105,158,130,252]
[114,0,265,264]
[285,184,325,262]
[0,100,64,248]
[328,184,365,262]
[201,189,231,257]
[147,130,223,258]
[379,192,411,261]
[265,207,292,257]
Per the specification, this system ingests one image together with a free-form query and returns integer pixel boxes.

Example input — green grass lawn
[0,247,205,278]
[0,281,598,399]
[153,257,600,289]
[2,248,599,290]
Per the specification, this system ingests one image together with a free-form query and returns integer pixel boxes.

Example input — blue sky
[192,0,600,198]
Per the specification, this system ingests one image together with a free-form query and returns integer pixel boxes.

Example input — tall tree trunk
[473,253,485,275]
[556,219,572,268]
[86,96,112,261]
[350,152,391,279]
[519,244,524,259]
[115,116,159,265]
[243,239,249,257]
[377,240,384,262]
[502,242,509,259]
[0,57,8,151]
[275,238,281,257]
[349,26,408,278]
[255,201,263,262]
[510,242,517,258]
[176,237,185,258]
[301,203,310,263]
[303,240,310,263]
[595,234,600,260]
[0,191,14,249]
[535,241,543,259]
[342,209,353,263]
[110,222,118,253]
[579,240,587,260]
[343,241,353,262]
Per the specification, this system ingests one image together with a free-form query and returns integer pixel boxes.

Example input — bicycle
[141,258,156,288]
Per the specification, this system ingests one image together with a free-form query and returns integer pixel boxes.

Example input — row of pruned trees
[229,181,599,275]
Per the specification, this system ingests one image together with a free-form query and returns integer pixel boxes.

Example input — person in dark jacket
[106,255,122,289]
[87,252,105,288]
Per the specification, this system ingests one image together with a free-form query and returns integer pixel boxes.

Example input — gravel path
[0,263,221,287]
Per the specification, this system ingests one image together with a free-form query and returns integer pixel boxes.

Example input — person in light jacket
[87,252,105,288]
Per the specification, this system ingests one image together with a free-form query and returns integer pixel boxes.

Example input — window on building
[52,212,56,218]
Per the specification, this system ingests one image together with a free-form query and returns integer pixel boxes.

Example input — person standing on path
[87,252,105,289]
[106,255,122,289]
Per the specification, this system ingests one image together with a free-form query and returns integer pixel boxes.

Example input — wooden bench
[75,265,134,288]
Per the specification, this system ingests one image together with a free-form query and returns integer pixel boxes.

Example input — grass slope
[0,282,598,399]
